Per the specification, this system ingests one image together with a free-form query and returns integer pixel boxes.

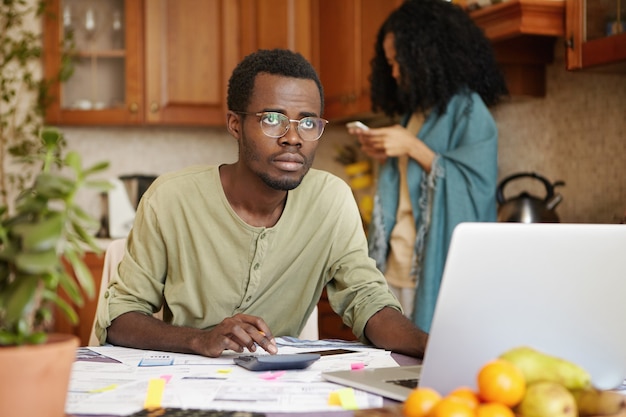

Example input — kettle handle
[496,172,557,205]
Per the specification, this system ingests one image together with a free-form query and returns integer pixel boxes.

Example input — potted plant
[1,3,107,415]
[0,126,110,417]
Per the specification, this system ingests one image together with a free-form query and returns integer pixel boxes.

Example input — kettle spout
[546,193,563,211]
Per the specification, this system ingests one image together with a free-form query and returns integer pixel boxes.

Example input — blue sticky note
[139,354,174,366]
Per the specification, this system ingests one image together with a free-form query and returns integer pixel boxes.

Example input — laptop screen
[418,223,626,395]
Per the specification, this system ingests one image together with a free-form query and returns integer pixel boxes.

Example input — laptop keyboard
[126,409,266,417]
[386,378,419,389]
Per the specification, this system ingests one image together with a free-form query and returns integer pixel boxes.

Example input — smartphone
[234,353,320,371]
[346,121,370,131]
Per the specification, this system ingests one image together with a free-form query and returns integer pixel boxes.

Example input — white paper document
[66,338,399,415]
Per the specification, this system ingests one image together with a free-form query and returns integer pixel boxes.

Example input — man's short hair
[227,49,324,114]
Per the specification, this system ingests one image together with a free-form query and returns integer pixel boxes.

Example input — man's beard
[240,133,313,191]
[258,172,304,191]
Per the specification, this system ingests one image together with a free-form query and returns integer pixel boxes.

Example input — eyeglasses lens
[259,112,325,141]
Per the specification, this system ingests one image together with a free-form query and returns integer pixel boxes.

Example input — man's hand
[107,311,278,358]
[195,314,278,357]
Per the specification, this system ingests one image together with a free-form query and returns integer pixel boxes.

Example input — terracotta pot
[0,333,79,417]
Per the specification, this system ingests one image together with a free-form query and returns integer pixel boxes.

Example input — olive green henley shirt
[95,166,401,345]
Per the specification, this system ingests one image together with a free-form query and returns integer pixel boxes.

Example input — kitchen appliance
[99,174,157,238]
[496,172,565,223]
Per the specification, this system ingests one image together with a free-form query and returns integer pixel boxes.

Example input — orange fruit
[403,387,442,417]
[447,386,480,410]
[428,397,475,417]
[476,402,515,417]
[477,359,526,407]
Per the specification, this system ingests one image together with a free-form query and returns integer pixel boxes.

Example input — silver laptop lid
[419,223,626,395]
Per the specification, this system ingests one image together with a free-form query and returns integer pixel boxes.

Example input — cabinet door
[566,0,626,70]
[144,0,239,125]
[43,0,144,125]
[315,0,402,120]
[239,0,315,62]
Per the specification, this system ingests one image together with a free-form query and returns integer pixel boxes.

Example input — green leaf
[3,275,38,324]
[83,161,111,176]
[15,249,58,274]
[85,178,114,192]
[71,222,97,248]
[64,151,82,173]
[70,204,98,224]
[40,127,62,148]
[49,294,79,325]
[24,332,48,345]
[56,269,82,305]
[0,331,19,346]
[65,251,95,299]
[11,212,63,251]
[34,173,76,198]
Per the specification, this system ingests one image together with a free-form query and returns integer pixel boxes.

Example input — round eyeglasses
[236,111,328,142]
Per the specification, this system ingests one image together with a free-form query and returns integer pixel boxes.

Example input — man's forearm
[364,307,428,358]
[107,311,204,354]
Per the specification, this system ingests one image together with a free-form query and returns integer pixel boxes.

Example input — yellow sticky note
[88,383,118,393]
[144,378,166,409]
[328,391,341,406]
[338,387,358,410]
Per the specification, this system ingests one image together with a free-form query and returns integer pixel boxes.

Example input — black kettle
[496,172,565,223]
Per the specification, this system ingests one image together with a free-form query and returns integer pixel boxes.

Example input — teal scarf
[368,91,498,333]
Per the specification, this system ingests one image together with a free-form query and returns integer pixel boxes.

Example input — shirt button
[246,296,252,302]
[260,233,265,239]
[104,291,110,298]
[254,263,260,270]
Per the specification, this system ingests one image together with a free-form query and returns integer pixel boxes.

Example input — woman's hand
[349,124,435,172]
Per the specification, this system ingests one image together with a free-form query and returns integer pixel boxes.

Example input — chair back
[88,238,127,346]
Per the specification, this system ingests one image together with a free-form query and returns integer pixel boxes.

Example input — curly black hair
[370,0,508,117]
[227,48,324,114]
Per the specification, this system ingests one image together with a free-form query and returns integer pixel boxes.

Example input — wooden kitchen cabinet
[144,0,239,125]
[239,0,315,62]
[238,0,401,121]
[43,0,239,126]
[43,0,144,125]
[469,0,566,97]
[313,0,403,120]
[565,0,626,71]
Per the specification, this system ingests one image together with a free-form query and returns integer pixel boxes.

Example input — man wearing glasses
[98,49,427,359]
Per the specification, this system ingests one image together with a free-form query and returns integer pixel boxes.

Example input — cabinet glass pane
[61,0,126,110]
[585,0,625,41]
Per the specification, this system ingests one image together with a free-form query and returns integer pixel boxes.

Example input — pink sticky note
[160,375,173,383]
[258,370,286,380]
[350,362,365,370]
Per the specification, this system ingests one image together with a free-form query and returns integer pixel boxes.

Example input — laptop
[322,223,626,401]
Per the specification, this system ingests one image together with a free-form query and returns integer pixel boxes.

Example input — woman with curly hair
[348,0,508,333]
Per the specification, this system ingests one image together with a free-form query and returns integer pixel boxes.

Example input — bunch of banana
[571,387,626,416]
[498,346,626,417]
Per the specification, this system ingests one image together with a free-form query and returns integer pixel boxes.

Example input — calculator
[233,353,320,371]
